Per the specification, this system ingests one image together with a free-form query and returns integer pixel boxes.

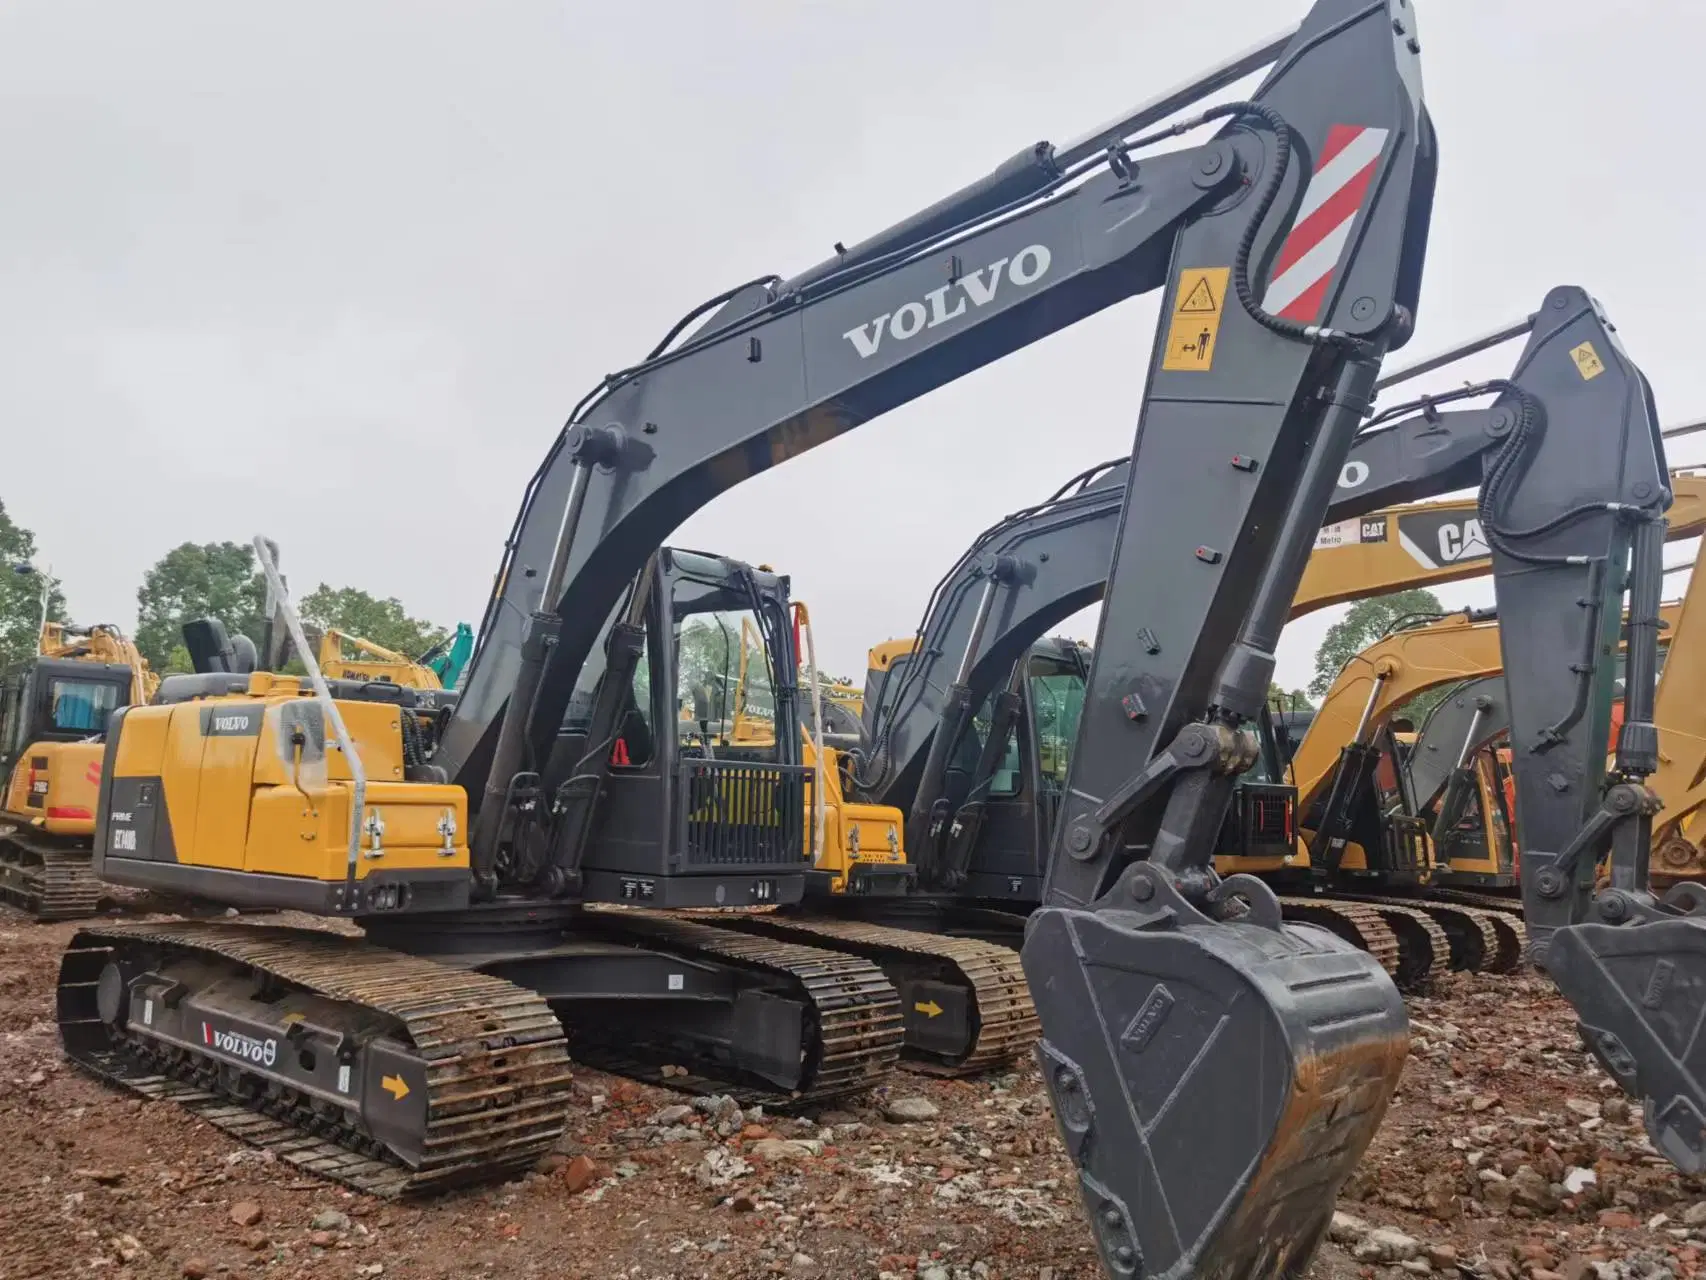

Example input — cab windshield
[50,678,120,733]
[676,609,779,751]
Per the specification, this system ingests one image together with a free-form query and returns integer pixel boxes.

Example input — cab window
[676,608,779,758]
[1030,671,1085,795]
[960,697,1020,798]
[49,678,119,733]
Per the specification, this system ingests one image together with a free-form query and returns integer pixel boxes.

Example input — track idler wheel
[1021,867,1407,1279]
[1545,901,1706,1174]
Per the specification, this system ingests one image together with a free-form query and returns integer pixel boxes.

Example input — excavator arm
[854,458,1129,874]
[1408,558,1694,842]
[436,1,1438,923]
[1023,278,1702,1279]
[859,316,1702,893]
[1307,470,1706,840]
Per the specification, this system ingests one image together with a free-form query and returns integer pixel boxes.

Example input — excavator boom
[439,0,1436,903]
[437,3,1435,1273]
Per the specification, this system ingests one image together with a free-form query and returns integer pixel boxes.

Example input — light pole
[11,561,52,649]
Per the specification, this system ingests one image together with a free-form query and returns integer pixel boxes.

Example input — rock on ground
[4,915,1706,1279]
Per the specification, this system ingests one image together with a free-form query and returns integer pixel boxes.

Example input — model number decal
[203,1021,279,1067]
[110,828,137,852]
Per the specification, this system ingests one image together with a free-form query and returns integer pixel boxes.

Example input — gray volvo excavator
[65,1,1437,1268]
[59,4,1706,1278]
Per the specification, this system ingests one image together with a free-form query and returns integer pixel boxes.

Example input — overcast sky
[3,0,1702,691]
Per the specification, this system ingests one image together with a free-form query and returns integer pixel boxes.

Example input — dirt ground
[2,911,1702,1280]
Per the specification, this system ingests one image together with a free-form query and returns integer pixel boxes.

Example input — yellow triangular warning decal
[1179,276,1218,313]
[1569,341,1605,381]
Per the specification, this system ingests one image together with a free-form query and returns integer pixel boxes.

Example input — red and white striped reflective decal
[1261,124,1389,324]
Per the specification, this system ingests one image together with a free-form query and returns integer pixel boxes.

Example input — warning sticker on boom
[1569,341,1606,381]
[1162,267,1230,371]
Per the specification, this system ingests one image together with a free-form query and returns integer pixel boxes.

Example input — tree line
[3,495,1445,704]
[1,499,449,674]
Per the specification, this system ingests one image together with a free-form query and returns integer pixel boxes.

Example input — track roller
[572,910,906,1105]
[1364,902,1452,990]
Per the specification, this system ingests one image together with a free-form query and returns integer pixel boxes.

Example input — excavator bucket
[1023,878,1406,1280]
[1547,918,1706,1172]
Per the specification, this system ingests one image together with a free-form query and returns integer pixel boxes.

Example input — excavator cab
[939,637,1091,905]
[0,648,143,918]
[1222,701,1301,868]
[1,654,135,815]
[533,548,811,908]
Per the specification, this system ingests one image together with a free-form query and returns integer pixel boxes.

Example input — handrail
[251,536,368,889]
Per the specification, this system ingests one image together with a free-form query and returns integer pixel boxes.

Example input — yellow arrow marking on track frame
[382,1074,411,1101]
[915,1001,944,1019]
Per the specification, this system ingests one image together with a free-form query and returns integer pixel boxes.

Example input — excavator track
[1442,902,1524,973]
[577,911,905,1104]
[1347,892,1521,975]
[1426,886,1523,916]
[715,915,1038,1076]
[57,922,575,1197]
[1359,901,1452,989]
[0,827,101,921]
[1278,897,1402,980]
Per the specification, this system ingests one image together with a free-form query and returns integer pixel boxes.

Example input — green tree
[677,615,768,727]
[1266,682,1314,712]
[1308,588,1446,698]
[298,584,448,660]
[135,541,268,673]
[0,499,68,669]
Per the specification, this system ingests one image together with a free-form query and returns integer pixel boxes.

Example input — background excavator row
[835,345,1706,993]
[29,4,1706,1278]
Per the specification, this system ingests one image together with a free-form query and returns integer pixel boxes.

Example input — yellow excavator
[1277,598,1688,977]
[0,622,158,918]
[315,630,452,691]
